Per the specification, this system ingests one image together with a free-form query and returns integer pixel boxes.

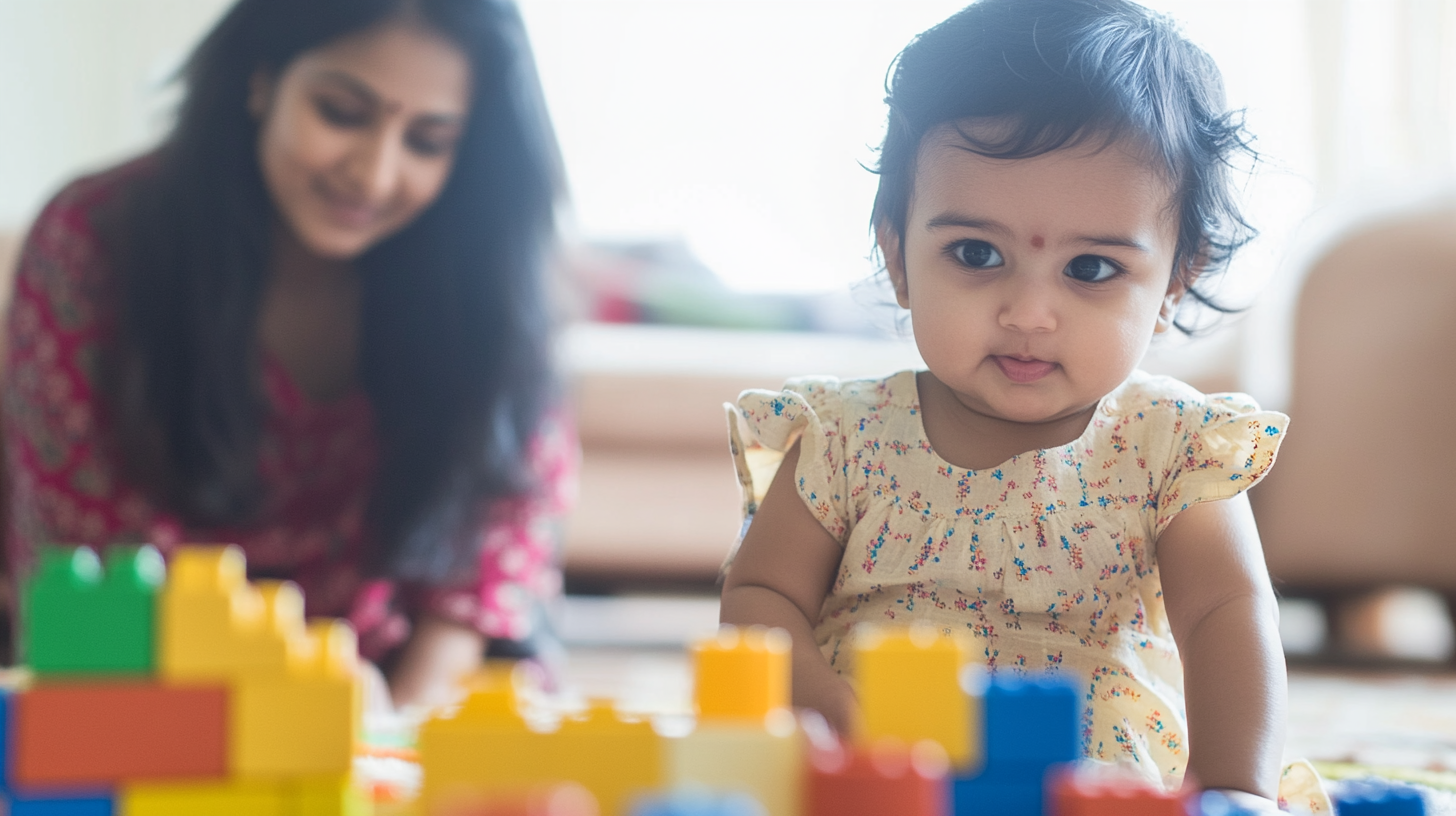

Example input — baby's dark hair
[871,0,1255,331]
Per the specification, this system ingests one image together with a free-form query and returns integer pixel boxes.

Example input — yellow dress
[728,369,1288,786]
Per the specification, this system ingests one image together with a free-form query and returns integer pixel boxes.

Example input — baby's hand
[797,670,861,740]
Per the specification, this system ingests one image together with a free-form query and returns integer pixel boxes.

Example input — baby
[720,0,1286,807]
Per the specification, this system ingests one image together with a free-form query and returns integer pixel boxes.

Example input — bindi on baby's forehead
[1030,235,1045,249]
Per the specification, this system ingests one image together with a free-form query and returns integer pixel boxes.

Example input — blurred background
[7,0,1456,768]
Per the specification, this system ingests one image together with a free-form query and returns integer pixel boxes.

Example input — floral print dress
[729,369,1287,784]
[4,161,576,661]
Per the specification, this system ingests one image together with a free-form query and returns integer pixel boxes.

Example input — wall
[0,0,232,232]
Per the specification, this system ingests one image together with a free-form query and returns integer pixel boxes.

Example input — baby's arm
[1157,492,1287,802]
[720,440,858,735]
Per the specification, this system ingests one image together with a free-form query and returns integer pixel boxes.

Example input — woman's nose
[347,130,403,203]
[998,271,1059,333]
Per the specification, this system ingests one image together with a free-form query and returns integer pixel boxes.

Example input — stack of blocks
[419,626,797,816]
[417,622,1088,816]
[11,544,366,816]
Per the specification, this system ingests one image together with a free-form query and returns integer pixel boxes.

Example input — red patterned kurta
[3,161,576,660]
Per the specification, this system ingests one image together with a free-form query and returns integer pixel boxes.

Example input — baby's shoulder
[778,370,919,422]
[1101,371,1264,427]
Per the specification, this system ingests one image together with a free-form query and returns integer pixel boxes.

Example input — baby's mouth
[993,355,1057,384]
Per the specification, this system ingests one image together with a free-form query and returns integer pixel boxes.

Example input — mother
[4,0,571,708]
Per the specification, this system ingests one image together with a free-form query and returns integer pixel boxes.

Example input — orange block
[15,681,228,786]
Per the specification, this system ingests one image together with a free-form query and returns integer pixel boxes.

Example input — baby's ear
[876,222,911,309]
[1157,250,1205,334]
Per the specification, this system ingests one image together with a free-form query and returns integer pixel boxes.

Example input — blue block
[1334,781,1425,816]
[1198,790,1263,816]
[983,675,1081,765]
[952,775,1043,816]
[8,795,115,816]
[633,790,765,816]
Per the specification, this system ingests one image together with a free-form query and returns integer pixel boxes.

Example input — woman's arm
[1157,492,1286,802]
[720,440,858,735]
[386,614,485,713]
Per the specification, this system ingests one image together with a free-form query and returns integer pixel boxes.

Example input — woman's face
[251,21,472,260]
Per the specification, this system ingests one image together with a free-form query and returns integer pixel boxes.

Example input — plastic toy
[671,625,799,816]
[953,674,1082,816]
[23,545,163,676]
[632,789,766,816]
[7,543,369,816]
[13,682,227,785]
[1333,781,1426,816]
[803,739,949,816]
[1048,767,1186,816]
[853,624,976,769]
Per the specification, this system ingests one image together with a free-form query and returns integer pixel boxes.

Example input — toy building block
[119,779,288,816]
[9,795,115,816]
[803,739,949,816]
[287,774,374,816]
[549,702,666,816]
[429,784,599,816]
[669,709,800,816]
[23,545,164,676]
[951,674,1082,816]
[1046,767,1185,816]
[978,674,1080,771]
[853,624,976,770]
[158,546,312,681]
[232,620,361,778]
[13,681,227,786]
[420,666,663,816]
[418,668,557,815]
[693,625,790,723]
[1332,781,1426,816]
[633,790,766,816]
[1195,790,1264,816]
[673,626,799,816]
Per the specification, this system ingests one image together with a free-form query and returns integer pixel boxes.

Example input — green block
[23,545,166,676]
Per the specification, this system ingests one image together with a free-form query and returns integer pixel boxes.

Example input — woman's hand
[387,614,486,715]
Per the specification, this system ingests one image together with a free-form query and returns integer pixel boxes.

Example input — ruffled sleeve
[727,377,850,545]
[1154,390,1289,536]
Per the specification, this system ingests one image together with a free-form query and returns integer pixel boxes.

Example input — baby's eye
[1064,255,1121,283]
[952,240,1004,269]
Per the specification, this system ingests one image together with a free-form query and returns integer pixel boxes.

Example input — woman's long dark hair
[97,0,561,580]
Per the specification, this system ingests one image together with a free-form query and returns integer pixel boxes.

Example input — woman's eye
[406,132,453,157]
[1064,255,1121,282]
[315,98,369,127]
[952,240,1004,268]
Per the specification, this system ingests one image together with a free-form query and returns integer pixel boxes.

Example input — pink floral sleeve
[412,414,578,641]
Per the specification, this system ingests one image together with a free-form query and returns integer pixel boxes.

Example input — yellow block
[289,774,374,816]
[120,778,288,816]
[693,625,790,722]
[419,674,661,816]
[853,623,979,770]
[552,703,664,816]
[158,546,313,681]
[232,620,360,778]
[670,711,801,816]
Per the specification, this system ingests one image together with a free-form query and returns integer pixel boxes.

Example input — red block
[805,739,949,816]
[1048,768,1186,816]
[15,681,228,786]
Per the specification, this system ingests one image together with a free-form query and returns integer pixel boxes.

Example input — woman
[4,0,572,710]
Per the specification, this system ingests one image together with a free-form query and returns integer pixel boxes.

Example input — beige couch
[1254,199,1456,591]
